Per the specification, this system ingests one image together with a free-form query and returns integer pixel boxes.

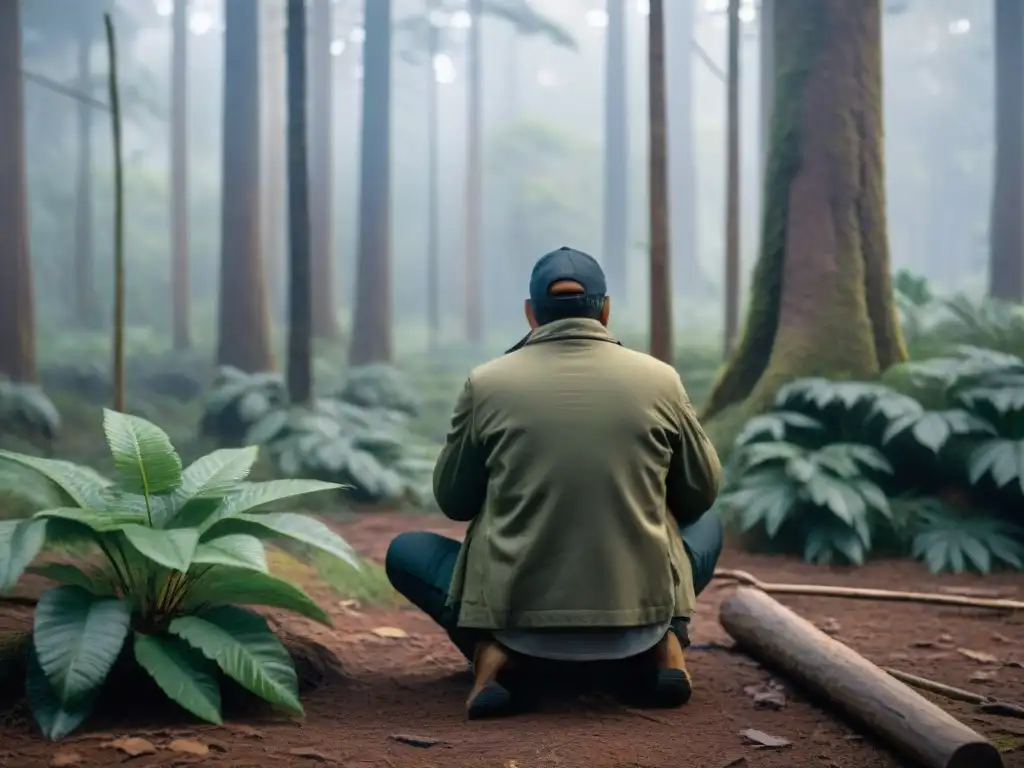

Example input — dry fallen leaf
[167,738,210,756]
[818,617,841,635]
[104,737,158,757]
[372,626,408,639]
[287,747,332,762]
[938,633,955,645]
[740,729,792,748]
[969,671,996,683]
[992,633,1014,644]
[49,752,82,768]
[958,648,1000,665]
[390,734,439,748]
[743,682,787,710]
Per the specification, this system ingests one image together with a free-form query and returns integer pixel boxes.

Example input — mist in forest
[20,0,993,354]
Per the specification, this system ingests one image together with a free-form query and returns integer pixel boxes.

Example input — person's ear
[525,299,539,329]
[600,296,611,326]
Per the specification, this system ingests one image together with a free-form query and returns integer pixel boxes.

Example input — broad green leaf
[28,564,115,596]
[25,645,96,740]
[34,506,144,532]
[33,586,131,705]
[193,534,269,572]
[0,451,111,508]
[968,439,1024,492]
[177,448,260,502]
[852,480,892,520]
[183,566,331,625]
[882,410,995,452]
[134,633,222,724]
[120,524,199,572]
[102,409,183,496]
[804,475,865,525]
[0,518,47,592]
[734,411,823,447]
[169,605,302,715]
[740,441,804,471]
[217,479,343,517]
[208,512,360,571]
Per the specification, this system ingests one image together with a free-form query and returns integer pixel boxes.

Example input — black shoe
[467,679,515,719]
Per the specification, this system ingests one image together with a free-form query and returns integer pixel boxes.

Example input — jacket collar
[505,318,621,354]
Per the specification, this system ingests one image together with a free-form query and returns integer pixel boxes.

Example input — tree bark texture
[286,0,312,403]
[263,0,288,321]
[702,0,906,422]
[218,0,274,373]
[0,0,36,383]
[309,0,337,339]
[648,0,672,363]
[464,0,483,344]
[988,0,1024,301]
[349,0,393,365]
[723,0,741,353]
[603,0,628,297]
[74,22,97,327]
[171,0,190,350]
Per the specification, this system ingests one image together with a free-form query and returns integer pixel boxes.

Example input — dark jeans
[384,511,724,661]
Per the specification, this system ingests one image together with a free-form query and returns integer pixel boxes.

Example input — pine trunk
[723,0,741,352]
[648,0,672,363]
[217,0,274,373]
[0,0,35,383]
[702,0,905,422]
[309,0,337,339]
[171,0,190,350]
[74,23,97,327]
[349,0,392,365]
[989,0,1024,301]
[464,0,483,344]
[603,0,628,297]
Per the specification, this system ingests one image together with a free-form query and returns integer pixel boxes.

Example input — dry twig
[883,667,1024,720]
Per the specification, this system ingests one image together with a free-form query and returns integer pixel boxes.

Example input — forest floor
[1,512,1024,768]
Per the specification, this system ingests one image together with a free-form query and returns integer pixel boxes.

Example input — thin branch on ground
[883,666,1024,720]
[712,569,1024,612]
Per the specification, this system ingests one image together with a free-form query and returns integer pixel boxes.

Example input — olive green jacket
[433,318,722,630]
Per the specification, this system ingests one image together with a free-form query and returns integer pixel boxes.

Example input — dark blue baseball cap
[528,246,607,324]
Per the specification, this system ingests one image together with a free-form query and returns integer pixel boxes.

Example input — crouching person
[385,247,723,719]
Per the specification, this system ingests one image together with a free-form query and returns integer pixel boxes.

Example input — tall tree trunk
[309,0,337,338]
[349,0,393,365]
[0,0,35,383]
[464,0,483,344]
[665,0,699,299]
[702,0,906,422]
[723,0,741,352]
[759,0,775,193]
[74,22,97,327]
[263,0,288,321]
[286,0,312,403]
[218,0,274,372]
[989,0,1024,301]
[426,15,441,351]
[648,0,672,363]
[171,0,190,350]
[603,0,628,296]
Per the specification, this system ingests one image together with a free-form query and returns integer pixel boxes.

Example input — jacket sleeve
[665,376,722,527]
[432,378,489,522]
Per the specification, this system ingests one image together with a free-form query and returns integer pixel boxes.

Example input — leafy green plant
[0,377,61,443]
[934,295,1024,357]
[0,409,357,739]
[200,367,288,446]
[336,364,422,416]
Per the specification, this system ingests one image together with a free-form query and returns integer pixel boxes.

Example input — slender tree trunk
[74,22,97,327]
[0,0,35,383]
[218,0,274,372]
[263,0,288,321]
[464,0,483,344]
[702,0,906,422]
[604,0,628,296]
[349,0,393,365]
[309,0,337,338]
[171,0,190,350]
[759,0,775,191]
[286,0,312,403]
[666,0,699,299]
[989,0,1024,301]
[648,0,672,363]
[723,0,741,352]
[426,18,441,351]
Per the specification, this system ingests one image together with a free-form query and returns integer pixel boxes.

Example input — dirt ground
[1,512,1023,768]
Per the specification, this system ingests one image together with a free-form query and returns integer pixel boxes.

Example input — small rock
[958,648,1000,665]
[818,618,841,635]
[104,737,157,757]
[167,739,209,756]
[742,682,787,710]
[740,729,792,748]
[50,752,82,768]
[287,747,332,762]
[390,734,439,748]
[938,633,955,645]
[371,626,408,639]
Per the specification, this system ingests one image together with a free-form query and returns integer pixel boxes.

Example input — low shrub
[0,409,358,739]
[0,377,61,444]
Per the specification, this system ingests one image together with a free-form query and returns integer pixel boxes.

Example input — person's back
[384,246,723,720]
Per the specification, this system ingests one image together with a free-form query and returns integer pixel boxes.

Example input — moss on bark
[702,0,906,427]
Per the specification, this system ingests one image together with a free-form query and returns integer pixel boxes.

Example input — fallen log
[713,569,1024,612]
[719,587,1003,768]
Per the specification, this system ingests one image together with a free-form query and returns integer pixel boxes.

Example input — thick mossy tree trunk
[702,0,905,423]
[217,0,274,373]
[0,0,36,383]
